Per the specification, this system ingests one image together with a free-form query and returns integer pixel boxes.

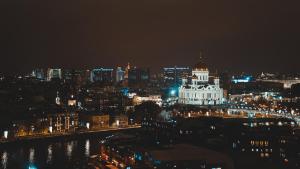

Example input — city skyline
[1,0,300,74]
[1,1,300,169]
[2,60,300,77]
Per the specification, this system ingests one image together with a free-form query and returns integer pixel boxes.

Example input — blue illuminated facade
[232,75,253,83]
[90,68,114,83]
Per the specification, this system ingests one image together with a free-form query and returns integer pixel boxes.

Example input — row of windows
[196,75,208,81]
[181,92,220,99]
[250,140,269,147]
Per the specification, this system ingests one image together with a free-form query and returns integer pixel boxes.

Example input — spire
[193,50,208,71]
[200,51,203,61]
[126,62,130,70]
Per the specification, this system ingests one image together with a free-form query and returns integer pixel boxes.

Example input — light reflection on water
[47,145,52,164]
[29,148,35,164]
[66,141,74,160]
[1,152,8,169]
[85,140,90,158]
[0,136,107,169]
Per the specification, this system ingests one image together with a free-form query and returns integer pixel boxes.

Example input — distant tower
[116,67,125,82]
[200,51,203,60]
[124,62,130,79]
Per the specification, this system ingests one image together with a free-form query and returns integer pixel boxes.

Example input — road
[0,125,141,144]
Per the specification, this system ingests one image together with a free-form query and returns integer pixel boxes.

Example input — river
[0,134,112,169]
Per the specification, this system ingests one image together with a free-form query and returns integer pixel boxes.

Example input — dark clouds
[0,0,300,74]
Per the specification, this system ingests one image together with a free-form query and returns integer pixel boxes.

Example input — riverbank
[0,125,141,145]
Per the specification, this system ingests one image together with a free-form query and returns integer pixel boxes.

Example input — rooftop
[150,144,234,168]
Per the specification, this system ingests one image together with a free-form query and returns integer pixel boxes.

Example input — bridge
[256,79,300,89]
[228,107,300,125]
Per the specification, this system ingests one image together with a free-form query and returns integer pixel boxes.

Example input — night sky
[0,0,300,74]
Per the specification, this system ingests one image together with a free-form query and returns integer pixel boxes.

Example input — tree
[134,101,161,123]
[291,83,300,97]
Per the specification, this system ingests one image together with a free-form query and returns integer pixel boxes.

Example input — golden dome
[193,61,208,71]
[193,52,208,71]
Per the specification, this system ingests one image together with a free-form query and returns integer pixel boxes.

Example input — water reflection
[1,152,8,169]
[66,141,74,160]
[28,164,37,169]
[47,145,53,164]
[0,134,111,169]
[29,148,35,163]
[85,140,90,158]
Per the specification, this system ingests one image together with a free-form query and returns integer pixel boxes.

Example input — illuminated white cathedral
[178,58,224,105]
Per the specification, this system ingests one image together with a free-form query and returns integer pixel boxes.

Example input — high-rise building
[47,68,62,81]
[62,69,90,86]
[163,66,190,85]
[62,69,73,81]
[124,63,131,80]
[62,69,85,81]
[31,68,45,80]
[116,67,125,82]
[90,68,114,83]
[128,67,150,85]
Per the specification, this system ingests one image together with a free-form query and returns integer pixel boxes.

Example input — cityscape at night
[1,1,300,169]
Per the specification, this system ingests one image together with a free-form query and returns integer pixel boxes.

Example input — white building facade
[47,68,62,81]
[133,95,163,107]
[178,60,224,105]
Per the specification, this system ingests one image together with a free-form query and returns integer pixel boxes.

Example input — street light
[170,89,176,96]
[4,131,8,139]
[49,126,53,133]
[130,119,133,125]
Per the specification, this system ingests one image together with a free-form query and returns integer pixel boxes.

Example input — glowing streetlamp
[49,126,53,133]
[4,131,8,139]
[130,118,133,125]
[170,89,176,96]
